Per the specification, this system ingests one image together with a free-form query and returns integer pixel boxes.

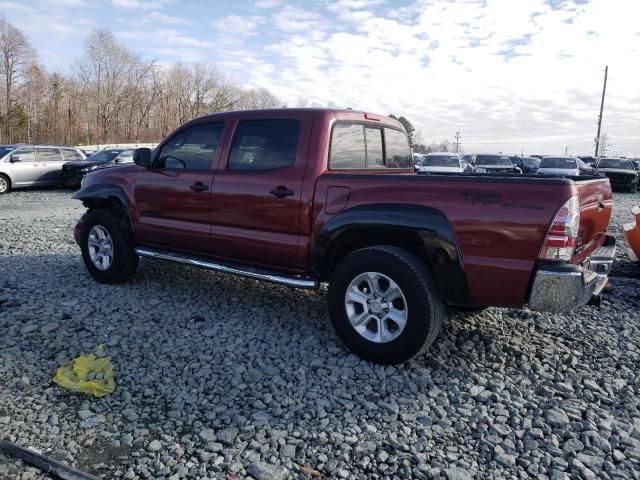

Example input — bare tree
[0,17,34,142]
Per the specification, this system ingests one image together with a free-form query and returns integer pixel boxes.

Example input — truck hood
[419,166,464,173]
[63,160,106,171]
[599,168,637,175]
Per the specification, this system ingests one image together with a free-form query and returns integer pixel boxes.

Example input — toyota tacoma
[73,109,616,364]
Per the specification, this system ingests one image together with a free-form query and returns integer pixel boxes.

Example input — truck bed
[312,173,612,307]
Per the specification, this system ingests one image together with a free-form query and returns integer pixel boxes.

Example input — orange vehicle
[623,205,640,261]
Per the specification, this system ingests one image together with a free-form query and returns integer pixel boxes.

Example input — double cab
[73,109,615,364]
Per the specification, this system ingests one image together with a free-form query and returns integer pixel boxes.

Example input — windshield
[89,149,123,163]
[476,155,511,166]
[520,157,540,168]
[540,157,577,169]
[0,146,16,158]
[423,155,460,167]
[598,158,634,170]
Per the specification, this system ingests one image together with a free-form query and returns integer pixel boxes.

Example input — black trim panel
[311,203,472,306]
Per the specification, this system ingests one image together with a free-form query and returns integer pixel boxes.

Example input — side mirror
[133,148,151,167]
[10,154,20,162]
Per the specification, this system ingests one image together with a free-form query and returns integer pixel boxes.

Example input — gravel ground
[1,187,639,480]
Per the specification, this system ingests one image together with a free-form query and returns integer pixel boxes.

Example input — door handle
[270,186,295,198]
[190,182,209,192]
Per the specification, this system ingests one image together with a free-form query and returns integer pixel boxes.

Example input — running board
[134,247,319,289]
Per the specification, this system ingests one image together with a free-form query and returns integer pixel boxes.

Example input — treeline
[0,21,288,146]
[0,17,451,149]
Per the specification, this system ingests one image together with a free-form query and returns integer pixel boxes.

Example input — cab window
[156,122,224,170]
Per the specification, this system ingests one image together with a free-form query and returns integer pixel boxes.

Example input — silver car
[0,145,86,194]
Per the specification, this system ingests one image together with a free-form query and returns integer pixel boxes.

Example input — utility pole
[594,66,608,157]
[565,146,568,155]
[454,131,461,153]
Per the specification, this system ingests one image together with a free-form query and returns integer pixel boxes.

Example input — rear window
[62,149,83,161]
[540,157,576,169]
[384,128,412,168]
[330,123,412,169]
[476,155,511,166]
[423,155,460,167]
[229,119,300,171]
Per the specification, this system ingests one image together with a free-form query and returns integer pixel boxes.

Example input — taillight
[538,195,580,261]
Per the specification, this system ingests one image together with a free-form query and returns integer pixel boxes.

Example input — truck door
[133,121,224,254]
[210,115,311,271]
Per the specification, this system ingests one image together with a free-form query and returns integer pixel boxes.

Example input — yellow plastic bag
[53,346,115,397]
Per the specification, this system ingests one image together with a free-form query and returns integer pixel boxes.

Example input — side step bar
[134,247,319,289]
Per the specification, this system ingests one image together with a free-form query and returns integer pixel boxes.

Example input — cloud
[212,14,262,35]
[254,0,281,8]
[143,11,190,25]
[111,0,168,10]
[272,6,325,32]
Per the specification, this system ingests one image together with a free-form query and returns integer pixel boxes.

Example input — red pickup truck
[73,109,615,364]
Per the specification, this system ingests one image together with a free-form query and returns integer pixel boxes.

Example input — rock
[199,429,216,442]
[217,427,238,446]
[444,466,473,480]
[77,409,94,420]
[246,462,289,480]
[545,408,570,428]
[148,440,162,452]
[495,452,517,468]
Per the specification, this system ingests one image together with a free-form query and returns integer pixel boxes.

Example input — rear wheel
[0,174,10,194]
[79,209,139,284]
[328,245,444,364]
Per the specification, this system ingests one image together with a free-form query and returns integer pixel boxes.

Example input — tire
[328,245,445,364]
[0,174,11,194]
[79,209,139,284]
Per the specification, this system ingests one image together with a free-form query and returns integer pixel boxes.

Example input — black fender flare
[73,184,134,234]
[311,203,472,306]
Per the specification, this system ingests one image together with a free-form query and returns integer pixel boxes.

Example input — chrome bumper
[528,235,616,312]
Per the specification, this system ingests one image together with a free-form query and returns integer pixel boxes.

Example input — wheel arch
[73,184,134,238]
[311,203,472,306]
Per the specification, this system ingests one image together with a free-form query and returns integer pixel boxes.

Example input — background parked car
[537,156,588,176]
[578,156,597,167]
[0,145,85,194]
[596,157,639,192]
[469,154,522,174]
[418,152,468,174]
[510,155,541,174]
[412,153,426,171]
[62,148,134,188]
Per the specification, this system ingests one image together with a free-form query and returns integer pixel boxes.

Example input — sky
[1,0,639,156]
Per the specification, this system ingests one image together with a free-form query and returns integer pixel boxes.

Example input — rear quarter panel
[311,174,576,307]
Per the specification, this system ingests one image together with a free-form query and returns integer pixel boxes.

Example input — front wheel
[328,246,445,364]
[79,210,139,284]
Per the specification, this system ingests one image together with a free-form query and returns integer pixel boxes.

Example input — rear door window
[229,119,300,171]
[330,123,412,169]
[37,148,63,161]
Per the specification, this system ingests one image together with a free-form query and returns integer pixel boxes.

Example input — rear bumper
[528,235,616,312]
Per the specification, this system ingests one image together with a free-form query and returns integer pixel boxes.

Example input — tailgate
[573,177,613,261]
